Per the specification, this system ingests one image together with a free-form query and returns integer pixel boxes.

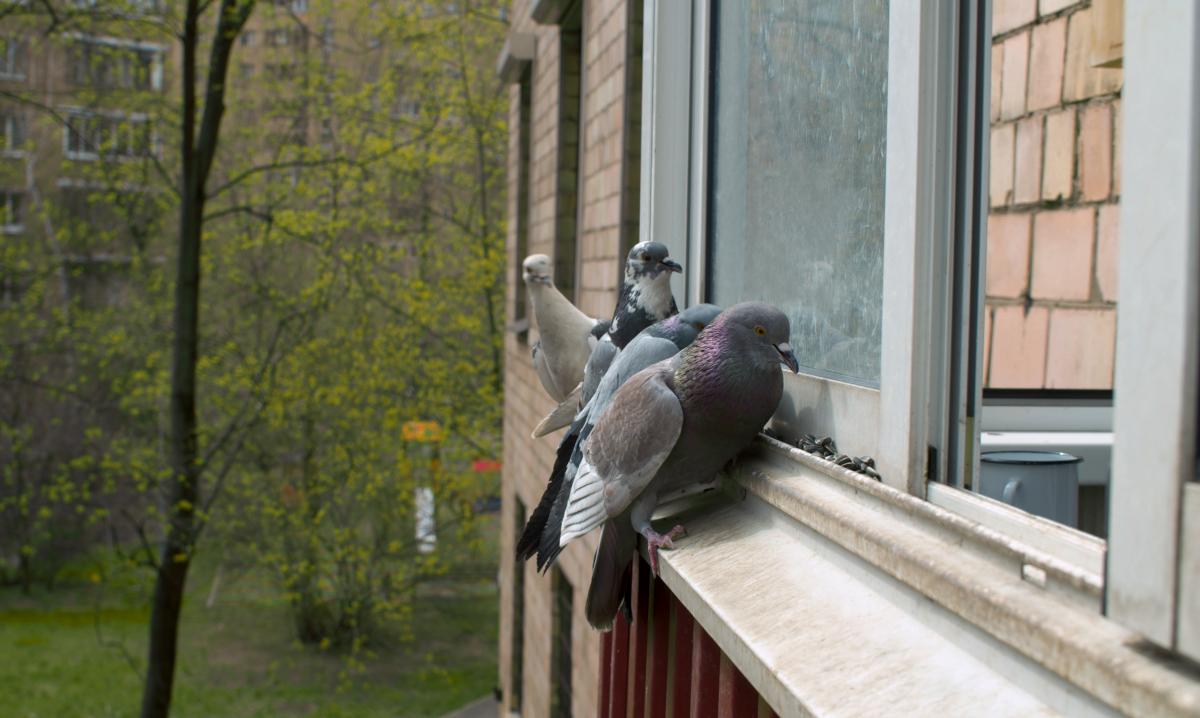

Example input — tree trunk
[139,2,254,716]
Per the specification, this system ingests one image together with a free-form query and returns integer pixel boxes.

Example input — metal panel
[648,576,671,717]
[1107,0,1200,647]
[670,594,694,718]
[689,624,720,718]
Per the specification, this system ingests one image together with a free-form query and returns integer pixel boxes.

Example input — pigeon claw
[644,524,687,577]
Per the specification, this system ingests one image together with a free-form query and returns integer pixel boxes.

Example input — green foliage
[0,0,507,661]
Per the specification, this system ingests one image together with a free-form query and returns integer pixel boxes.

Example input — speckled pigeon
[555,302,799,629]
[523,254,607,404]
[531,242,681,438]
[515,303,723,574]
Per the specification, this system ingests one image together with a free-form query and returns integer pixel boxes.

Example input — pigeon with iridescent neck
[555,302,798,629]
[532,242,682,437]
[515,303,723,575]
[524,254,607,405]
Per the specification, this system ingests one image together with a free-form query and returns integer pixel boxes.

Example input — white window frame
[67,35,165,92]
[0,190,24,234]
[1,110,26,157]
[644,0,1200,659]
[63,108,158,162]
[1106,0,1200,661]
[0,35,27,80]
[644,0,957,494]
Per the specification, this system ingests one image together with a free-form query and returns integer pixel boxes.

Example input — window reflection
[707,0,888,385]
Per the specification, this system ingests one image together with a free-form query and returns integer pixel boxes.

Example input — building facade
[499,0,1200,716]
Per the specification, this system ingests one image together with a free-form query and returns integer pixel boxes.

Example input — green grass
[0,552,498,717]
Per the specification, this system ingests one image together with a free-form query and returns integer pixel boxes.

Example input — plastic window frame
[643,0,957,494]
[1105,0,1200,659]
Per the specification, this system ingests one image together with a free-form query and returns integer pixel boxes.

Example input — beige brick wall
[985,0,1122,389]
[500,1,640,715]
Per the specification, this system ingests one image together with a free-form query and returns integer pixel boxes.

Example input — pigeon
[523,254,607,404]
[531,241,681,437]
[515,303,723,574]
[555,301,799,629]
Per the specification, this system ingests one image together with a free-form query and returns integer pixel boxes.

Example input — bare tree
[141,2,256,716]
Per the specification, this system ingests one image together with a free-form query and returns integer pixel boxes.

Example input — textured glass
[708,0,889,385]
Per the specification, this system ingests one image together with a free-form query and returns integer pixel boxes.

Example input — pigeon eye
[641,253,651,261]
[754,325,766,336]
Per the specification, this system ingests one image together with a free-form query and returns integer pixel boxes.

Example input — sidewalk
[438,696,497,718]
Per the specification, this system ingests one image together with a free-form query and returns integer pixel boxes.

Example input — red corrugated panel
[631,560,651,718]
[609,589,632,717]
[670,595,694,718]
[690,624,720,718]
[717,654,758,718]
[647,575,671,718]
[600,630,614,718]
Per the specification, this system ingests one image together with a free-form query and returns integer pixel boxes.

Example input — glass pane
[707,0,889,385]
[977,3,1124,538]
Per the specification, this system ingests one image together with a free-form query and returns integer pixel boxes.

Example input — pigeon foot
[644,524,687,577]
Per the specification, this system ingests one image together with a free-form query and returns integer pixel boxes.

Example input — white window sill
[648,435,1200,717]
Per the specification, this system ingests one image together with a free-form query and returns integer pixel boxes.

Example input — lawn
[0,550,499,718]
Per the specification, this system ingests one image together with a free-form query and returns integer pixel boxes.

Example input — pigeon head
[712,302,799,373]
[523,254,553,285]
[625,241,682,281]
[677,303,722,333]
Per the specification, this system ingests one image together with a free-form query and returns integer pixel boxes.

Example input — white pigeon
[524,254,604,406]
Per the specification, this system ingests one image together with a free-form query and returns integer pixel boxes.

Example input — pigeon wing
[558,363,682,546]
[531,340,566,402]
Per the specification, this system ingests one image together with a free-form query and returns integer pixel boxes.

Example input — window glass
[974,3,1123,538]
[707,0,889,385]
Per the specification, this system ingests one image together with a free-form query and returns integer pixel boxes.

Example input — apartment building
[498,0,1200,715]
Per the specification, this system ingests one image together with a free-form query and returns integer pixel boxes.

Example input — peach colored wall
[986,0,1122,389]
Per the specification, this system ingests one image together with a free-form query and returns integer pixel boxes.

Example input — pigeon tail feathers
[532,385,581,438]
[585,521,636,630]
[515,431,578,562]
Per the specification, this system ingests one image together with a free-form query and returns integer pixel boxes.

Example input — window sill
[648,435,1200,717]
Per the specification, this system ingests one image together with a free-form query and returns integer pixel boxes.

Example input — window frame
[0,109,26,157]
[0,189,23,234]
[0,35,26,80]
[1105,0,1200,661]
[646,0,959,493]
[645,0,1200,659]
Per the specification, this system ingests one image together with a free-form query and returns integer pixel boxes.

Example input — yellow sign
[402,421,443,442]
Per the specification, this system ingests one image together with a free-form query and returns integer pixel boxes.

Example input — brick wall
[985,0,1121,389]
[500,1,640,715]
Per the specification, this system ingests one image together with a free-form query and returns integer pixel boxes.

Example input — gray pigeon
[532,241,681,437]
[555,302,799,629]
[515,303,723,574]
[524,254,606,404]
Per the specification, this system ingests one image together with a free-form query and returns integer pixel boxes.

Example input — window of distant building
[510,499,526,713]
[512,66,532,340]
[64,110,155,161]
[550,567,573,718]
[0,190,24,234]
[0,110,26,156]
[69,38,162,91]
[0,36,27,80]
[553,1,583,302]
[240,30,256,47]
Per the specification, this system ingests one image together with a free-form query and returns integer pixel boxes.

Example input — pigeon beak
[775,343,799,373]
[660,259,683,274]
